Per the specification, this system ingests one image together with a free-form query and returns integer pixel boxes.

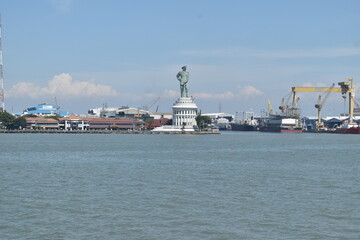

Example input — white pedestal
[152,97,198,132]
[172,97,198,129]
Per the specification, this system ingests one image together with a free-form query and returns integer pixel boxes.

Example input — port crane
[279,92,292,114]
[314,83,335,129]
[291,78,355,123]
[279,91,301,118]
[141,97,160,111]
[267,100,274,115]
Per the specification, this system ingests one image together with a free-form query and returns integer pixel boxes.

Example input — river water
[0,132,359,239]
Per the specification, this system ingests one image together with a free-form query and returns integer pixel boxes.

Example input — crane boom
[142,97,160,111]
[320,83,335,105]
[291,86,342,93]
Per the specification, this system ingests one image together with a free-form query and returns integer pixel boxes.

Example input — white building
[149,112,172,120]
[59,114,89,130]
[88,106,150,118]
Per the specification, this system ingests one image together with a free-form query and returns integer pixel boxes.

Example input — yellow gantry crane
[314,83,335,128]
[290,78,355,126]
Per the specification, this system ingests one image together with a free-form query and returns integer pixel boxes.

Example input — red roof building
[82,117,144,130]
[145,118,171,129]
[25,117,59,129]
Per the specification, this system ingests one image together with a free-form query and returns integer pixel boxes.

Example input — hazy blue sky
[1,0,360,116]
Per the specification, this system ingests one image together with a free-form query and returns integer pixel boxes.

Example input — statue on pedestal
[176,66,189,98]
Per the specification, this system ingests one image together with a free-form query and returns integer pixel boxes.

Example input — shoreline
[0,129,220,135]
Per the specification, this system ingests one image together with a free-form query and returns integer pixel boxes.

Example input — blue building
[16,103,70,117]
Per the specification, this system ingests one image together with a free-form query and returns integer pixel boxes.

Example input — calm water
[1,132,359,239]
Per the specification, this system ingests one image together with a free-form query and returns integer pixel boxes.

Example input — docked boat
[230,111,259,131]
[332,122,360,134]
[260,114,302,133]
[230,122,258,131]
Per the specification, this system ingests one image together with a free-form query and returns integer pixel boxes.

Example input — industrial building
[16,103,70,117]
[88,106,151,118]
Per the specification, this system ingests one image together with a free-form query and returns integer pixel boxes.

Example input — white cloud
[6,82,42,99]
[7,73,118,99]
[163,89,179,98]
[238,85,264,96]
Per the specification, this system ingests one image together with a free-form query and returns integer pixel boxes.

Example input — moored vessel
[260,114,302,133]
[230,111,259,131]
[332,122,360,134]
[230,122,258,131]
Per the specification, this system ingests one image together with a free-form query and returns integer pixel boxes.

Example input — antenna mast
[0,15,4,112]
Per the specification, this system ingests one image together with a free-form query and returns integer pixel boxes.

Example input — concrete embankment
[0,129,220,134]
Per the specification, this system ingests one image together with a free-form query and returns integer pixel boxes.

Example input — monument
[152,66,198,132]
[177,66,189,98]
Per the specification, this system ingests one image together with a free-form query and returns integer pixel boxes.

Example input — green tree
[195,115,212,129]
[13,117,27,129]
[144,118,154,129]
[22,114,37,118]
[0,111,16,129]
[0,112,27,130]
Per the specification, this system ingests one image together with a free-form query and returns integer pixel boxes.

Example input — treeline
[0,112,27,130]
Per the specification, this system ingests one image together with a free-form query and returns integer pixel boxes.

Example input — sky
[1,0,360,116]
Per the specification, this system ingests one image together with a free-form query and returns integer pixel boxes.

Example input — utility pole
[0,15,5,112]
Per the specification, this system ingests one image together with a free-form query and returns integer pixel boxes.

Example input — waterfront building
[24,116,144,131]
[25,117,59,129]
[59,114,89,130]
[83,118,144,130]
